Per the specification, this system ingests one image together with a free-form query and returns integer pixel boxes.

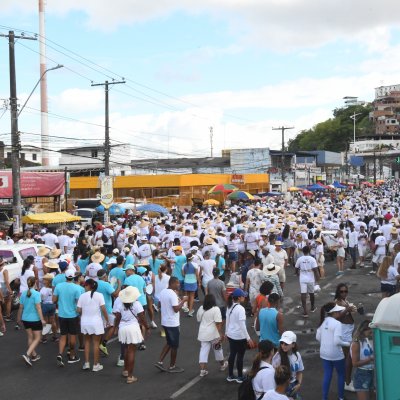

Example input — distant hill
[287,104,374,153]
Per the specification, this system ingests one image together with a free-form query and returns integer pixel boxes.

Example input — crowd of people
[1,180,399,399]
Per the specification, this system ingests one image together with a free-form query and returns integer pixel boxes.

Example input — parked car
[73,208,100,227]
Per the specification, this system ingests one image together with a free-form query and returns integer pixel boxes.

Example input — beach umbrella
[136,204,168,214]
[288,186,301,192]
[208,184,238,194]
[227,191,254,200]
[203,199,220,206]
[302,189,312,196]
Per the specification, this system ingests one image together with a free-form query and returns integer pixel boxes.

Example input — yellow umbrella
[288,186,301,192]
[203,199,220,206]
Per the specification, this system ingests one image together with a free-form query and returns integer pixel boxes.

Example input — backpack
[238,367,268,400]
[101,231,109,243]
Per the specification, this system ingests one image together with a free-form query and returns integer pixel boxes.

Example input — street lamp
[18,64,63,116]
[350,112,362,153]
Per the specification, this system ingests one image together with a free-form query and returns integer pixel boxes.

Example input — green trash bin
[370,293,400,400]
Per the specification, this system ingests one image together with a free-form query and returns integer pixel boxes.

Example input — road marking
[170,375,202,399]
[322,282,331,289]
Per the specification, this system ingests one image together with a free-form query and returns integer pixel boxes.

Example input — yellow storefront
[70,173,270,207]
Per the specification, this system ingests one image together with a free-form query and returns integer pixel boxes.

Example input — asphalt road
[0,258,382,400]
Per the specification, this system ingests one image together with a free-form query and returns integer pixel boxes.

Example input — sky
[1,1,400,166]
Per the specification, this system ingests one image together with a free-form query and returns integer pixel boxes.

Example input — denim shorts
[228,252,238,262]
[41,303,56,317]
[353,368,375,392]
[163,326,180,348]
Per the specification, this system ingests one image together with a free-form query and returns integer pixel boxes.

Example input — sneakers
[155,362,166,371]
[31,354,41,362]
[138,343,146,351]
[4,315,12,322]
[168,365,184,373]
[150,321,158,329]
[310,307,317,313]
[82,362,90,370]
[226,375,237,382]
[219,361,228,371]
[302,314,309,318]
[182,306,189,313]
[99,343,108,356]
[116,357,124,367]
[68,356,80,364]
[200,369,208,377]
[78,346,85,352]
[153,304,159,312]
[235,376,245,384]
[92,364,103,372]
[344,381,356,392]
[160,330,166,337]
[188,310,194,317]
[57,354,64,367]
[0,332,4,337]
[22,354,32,367]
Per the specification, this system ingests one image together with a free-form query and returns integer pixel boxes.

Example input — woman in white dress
[77,279,109,372]
[113,286,149,384]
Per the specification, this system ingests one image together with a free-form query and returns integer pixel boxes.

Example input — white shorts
[358,245,368,257]
[277,267,286,283]
[341,323,354,342]
[300,282,314,294]
[118,324,143,345]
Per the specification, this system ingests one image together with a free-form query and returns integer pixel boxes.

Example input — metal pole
[105,81,109,176]
[8,31,22,233]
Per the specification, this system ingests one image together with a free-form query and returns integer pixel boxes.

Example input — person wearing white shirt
[42,230,59,249]
[251,340,276,398]
[316,303,350,400]
[357,226,369,267]
[155,278,188,373]
[373,231,387,271]
[347,225,359,269]
[226,288,255,383]
[295,246,319,318]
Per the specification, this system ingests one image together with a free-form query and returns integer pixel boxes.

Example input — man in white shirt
[373,231,387,272]
[42,228,60,249]
[270,241,288,289]
[348,225,359,269]
[57,229,70,254]
[295,246,319,318]
[155,277,187,373]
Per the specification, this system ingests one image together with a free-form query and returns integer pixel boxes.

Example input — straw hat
[315,238,323,244]
[263,263,281,275]
[190,230,198,237]
[45,261,59,270]
[274,241,283,246]
[205,237,214,245]
[119,286,140,303]
[37,247,50,257]
[49,248,61,259]
[43,273,54,281]
[91,252,105,263]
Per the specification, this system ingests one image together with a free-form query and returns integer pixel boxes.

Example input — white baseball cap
[279,331,297,344]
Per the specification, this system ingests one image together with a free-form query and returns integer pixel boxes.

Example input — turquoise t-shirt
[259,307,280,346]
[183,262,198,284]
[149,258,164,274]
[217,257,226,277]
[173,255,186,281]
[124,254,135,267]
[97,280,114,314]
[77,258,89,275]
[54,282,83,318]
[124,274,147,306]
[108,267,125,290]
[52,273,66,287]
[20,289,41,322]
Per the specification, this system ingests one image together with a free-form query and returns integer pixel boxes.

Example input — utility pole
[209,126,214,157]
[0,31,37,234]
[272,126,294,185]
[91,80,125,175]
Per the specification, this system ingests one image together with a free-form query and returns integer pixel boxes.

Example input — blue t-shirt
[108,267,125,290]
[97,280,115,314]
[173,255,186,281]
[259,307,280,346]
[216,256,226,277]
[54,282,84,318]
[124,274,147,306]
[20,289,41,322]
[77,258,89,275]
[52,273,66,287]
[149,258,164,274]
[124,254,134,267]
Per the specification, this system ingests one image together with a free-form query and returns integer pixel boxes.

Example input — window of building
[6,152,11,159]
[21,153,25,160]
[32,154,37,161]
[91,150,98,158]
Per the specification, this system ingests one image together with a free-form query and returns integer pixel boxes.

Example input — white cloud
[3,1,400,51]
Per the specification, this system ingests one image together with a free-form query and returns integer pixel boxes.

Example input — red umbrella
[302,189,312,196]
[208,184,238,194]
